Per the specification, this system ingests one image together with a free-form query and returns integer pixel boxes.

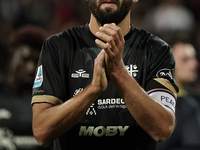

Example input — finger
[96,31,114,44]
[99,26,120,41]
[95,39,111,50]
[96,50,105,67]
[103,24,124,42]
[99,24,124,52]
[107,24,125,50]
[95,39,113,56]
[96,31,118,53]
[99,50,105,64]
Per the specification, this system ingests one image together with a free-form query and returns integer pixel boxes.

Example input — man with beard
[32,0,178,150]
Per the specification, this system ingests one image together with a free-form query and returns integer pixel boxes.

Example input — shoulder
[43,25,87,51]
[133,27,170,49]
[139,28,172,56]
[148,35,170,50]
[47,25,87,42]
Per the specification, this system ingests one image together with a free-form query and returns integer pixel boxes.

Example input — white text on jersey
[79,126,129,137]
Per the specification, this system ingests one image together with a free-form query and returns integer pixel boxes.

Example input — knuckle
[111,32,117,39]
[121,37,125,43]
[116,27,121,32]
[105,43,111,49]
[107,36,114,43]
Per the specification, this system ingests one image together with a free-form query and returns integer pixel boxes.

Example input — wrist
[105,58,125,73]
[107,64,127,78]
[89,82,104,95]
[107,65,134,89]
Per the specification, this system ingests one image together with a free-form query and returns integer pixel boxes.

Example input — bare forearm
[33,85,101,146]
[108,67,175,142]
[94,23,175,142]
[33,50,107,147]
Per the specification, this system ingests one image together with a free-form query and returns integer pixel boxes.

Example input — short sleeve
[145,37,178,92]
[145,37,179,112]
[31,36,64,105]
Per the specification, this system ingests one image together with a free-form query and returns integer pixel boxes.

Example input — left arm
[105,65,175,142]
[95,23,175,142]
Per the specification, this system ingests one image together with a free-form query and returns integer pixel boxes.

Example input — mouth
[100,0,118,9]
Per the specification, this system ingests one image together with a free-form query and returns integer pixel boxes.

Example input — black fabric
[32,24,178,150]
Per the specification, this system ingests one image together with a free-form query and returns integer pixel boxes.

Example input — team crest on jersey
[125,64,139,77]
[33,65,43,88]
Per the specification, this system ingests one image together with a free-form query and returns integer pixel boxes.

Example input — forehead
[173,43,196,58]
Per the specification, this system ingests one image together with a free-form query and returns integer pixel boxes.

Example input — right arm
[32,50,107,147]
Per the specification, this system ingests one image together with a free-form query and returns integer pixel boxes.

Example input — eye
[181,57,189,63]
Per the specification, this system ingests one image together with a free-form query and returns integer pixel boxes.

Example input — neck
[89,11,131,37]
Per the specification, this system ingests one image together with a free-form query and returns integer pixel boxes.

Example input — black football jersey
[32,24,178,150]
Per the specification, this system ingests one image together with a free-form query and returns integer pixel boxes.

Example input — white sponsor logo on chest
[79,126,129,137]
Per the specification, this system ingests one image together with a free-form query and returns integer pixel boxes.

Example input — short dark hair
[9,25,49,51]
[166,33,192,48]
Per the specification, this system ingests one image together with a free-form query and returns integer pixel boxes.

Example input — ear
[133,0,138,3]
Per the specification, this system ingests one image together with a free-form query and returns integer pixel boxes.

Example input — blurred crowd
[1,0,200,62]
[0,0,200,150]
[0,0,200,47]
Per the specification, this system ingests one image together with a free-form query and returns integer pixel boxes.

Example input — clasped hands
[92,23,125,92]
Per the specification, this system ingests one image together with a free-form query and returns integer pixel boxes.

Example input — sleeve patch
[33,65,43,88]
[148,89,176,113]
[156,68,173,80]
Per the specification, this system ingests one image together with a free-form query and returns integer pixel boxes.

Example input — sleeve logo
[156,68,173,79]
[33,65,43,88]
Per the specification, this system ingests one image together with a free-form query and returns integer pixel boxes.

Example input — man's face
[87,0,133,26]
[11,45,40,87]
[173,43,198,85]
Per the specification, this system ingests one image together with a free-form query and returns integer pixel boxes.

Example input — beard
[87,0,133,26]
